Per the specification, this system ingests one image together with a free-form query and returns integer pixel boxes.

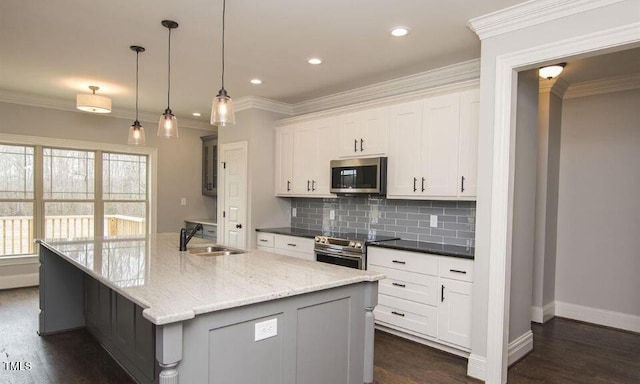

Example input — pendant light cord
[221,0,226,90]
[135,50,140,121]
[167,28,172,109]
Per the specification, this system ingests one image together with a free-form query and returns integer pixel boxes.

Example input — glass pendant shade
[211,89,235,126]
[158,109,179,138]
[128,121,146,145]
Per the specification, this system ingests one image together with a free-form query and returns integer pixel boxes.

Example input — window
[0,138,152,258]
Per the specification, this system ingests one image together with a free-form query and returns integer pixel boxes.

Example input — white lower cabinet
[368,246,473,353]
[256,232,315,261]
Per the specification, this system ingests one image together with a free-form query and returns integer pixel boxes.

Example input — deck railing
[0,215,146,256]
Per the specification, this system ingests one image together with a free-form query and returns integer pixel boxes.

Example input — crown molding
[234,96,294,116]
[467,0,625,40]
[540,78,569,98]
[292,59,480,115]
[0,89,215,131]
[564,72,640,98]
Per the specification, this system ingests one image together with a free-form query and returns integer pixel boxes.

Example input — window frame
[0,133,157,261]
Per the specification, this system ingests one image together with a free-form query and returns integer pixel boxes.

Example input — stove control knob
[315,236,327,244]
[354,242,363,249]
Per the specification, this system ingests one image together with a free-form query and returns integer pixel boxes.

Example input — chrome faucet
[179,224,203,251]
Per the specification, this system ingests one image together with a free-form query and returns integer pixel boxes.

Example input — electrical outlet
[292,207,297,217]
[180,198,187,206]
[329,209,335,220]
[430,215,438,228]
[255,318,278,341]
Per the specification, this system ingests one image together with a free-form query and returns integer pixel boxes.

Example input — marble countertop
[39,234,384,326]
[368,239,474,259]
[185,218,217,226]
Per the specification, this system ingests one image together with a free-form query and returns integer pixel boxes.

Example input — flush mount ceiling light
[76,85,111,113]
[539,63,566,80]
[192,112,202,117]
[250,78,262,85]
[390,26,410,37]
[211,0,235,127]
[307,58,322,65]
[158,20,179,138]
[128,46,146,146]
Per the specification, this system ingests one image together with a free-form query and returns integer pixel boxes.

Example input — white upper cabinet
[337,107,388,158]
[387,89,479,200]
[274,125,294,195]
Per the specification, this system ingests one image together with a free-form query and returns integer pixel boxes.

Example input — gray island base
[38,234,382,384]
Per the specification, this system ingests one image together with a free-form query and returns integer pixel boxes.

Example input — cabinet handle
[392,282,406,288]
[259,239,268,243]
[461,176,465,193]
[360,138,364,152]
[441,285,445,302]
[421,177,426,192]
[287,243,297,247]
[392,260,406,265]
[413,177,417,192]
[287,180,291,192]
[312,180,316,191]
[450,269,467,274]
[354,139,358,152]
[391,311,405,317]
[307,180,310,192]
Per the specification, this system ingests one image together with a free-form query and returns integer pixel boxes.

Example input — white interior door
[220,141,248,249]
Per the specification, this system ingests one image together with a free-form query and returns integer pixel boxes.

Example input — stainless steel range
[314,233,399,270]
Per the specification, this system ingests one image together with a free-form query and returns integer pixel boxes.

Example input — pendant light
[128,46,146,145]
[210,0,235,127]
[158,20,179,138]
[77,85,112,113]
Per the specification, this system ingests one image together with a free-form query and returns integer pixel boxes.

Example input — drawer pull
[259,239,268,242]
[449,269,467,274]
[392,282,406,288]
[391,311,405,317]
[287,243,297,247]
[392,260,406,265]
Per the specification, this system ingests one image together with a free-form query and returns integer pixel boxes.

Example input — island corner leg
[156,322,183,384]
[363,281,379,384]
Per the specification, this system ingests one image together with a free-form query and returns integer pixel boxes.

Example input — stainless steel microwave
[330,157,387,195]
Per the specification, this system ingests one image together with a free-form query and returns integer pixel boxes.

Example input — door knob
[236,224,242,229]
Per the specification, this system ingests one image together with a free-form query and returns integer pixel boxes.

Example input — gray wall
[0,102,217,233]
[555,88,640,317]
[291,197,475,246]
[507,70,538,344]
[219,108,291,249]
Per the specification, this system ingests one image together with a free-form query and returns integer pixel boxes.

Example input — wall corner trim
[467,354,487,381]
[507,330,534,366]
[467,0,625,40]
[531,302,556,323]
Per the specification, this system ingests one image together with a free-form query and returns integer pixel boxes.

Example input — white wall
[555,88,640,319]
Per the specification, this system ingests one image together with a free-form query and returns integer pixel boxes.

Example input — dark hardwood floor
[1,287,638,383]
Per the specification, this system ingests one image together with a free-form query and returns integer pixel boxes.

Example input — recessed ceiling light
[307,58,322,65]
[250,78,262,85]
[390,27,410,37]
[192,112,202,117]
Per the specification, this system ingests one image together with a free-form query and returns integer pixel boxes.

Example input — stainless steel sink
[187,246,245,256]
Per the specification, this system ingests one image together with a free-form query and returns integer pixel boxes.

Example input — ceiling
[1,0,526,123]
[2,1,639,127]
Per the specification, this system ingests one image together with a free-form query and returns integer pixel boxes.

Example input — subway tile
[377,218,396,225]
[308,224,322,231]
[385,225,408,233]
[348,210,367,217]
[439,215,458,223]
[442,237,473,246]
[378,205,397,212]
[374,230,398,237]
[349,222,366,229]
[369,224,386,231]
[398,232,418,240]
[431,228,457,237]
[396,219,419,227]
[443,222,471,231]
[407,226,431,235]
[431,201,458,208]
[444,208,471,216]
[418,234,444,243]
[397,205,420,214]
[456,201,476,208]
[344,216,358,223]
[419,207,445,215]
[386,212,408,219]
[406,213,430,221]
[457,231,476,239]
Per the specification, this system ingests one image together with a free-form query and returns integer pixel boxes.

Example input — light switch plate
[292,207,297,217]
[180,198,187,206]
[329,209,335,220]
[255,318,278,341]
[430,215,438,228]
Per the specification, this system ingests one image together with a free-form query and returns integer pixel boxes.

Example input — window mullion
[95,150,103,238]
[34,146,44,241]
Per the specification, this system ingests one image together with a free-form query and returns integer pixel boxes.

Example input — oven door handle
[315,248,363,261]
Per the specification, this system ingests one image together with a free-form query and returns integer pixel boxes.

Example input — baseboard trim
[467,354,487,382]
[508,330,533,366]
[0,272,39,290]
[531,302,556,324]
[555,301,640,333]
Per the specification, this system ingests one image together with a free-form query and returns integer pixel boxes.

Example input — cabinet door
[202,138,217,196]
[458,90,480,198]
[421,94,460,197]
[437,278,472,349]
[336,112,360,158]
[275,126,294,195]
[359,106,388,156]
[311,117,336,195]
[292,123,318,194]
[387,101,423,197]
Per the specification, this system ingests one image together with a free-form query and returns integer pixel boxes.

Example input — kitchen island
[38,234,383,384]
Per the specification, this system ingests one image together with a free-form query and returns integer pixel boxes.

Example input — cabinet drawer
[375,299,437,337]
[438,257,474,282]
[274,235,314,254]
[369,265,438,306]
[256,233,274,247]
[368,247,438,275]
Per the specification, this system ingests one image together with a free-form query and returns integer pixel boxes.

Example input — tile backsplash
[290,197,476,247]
